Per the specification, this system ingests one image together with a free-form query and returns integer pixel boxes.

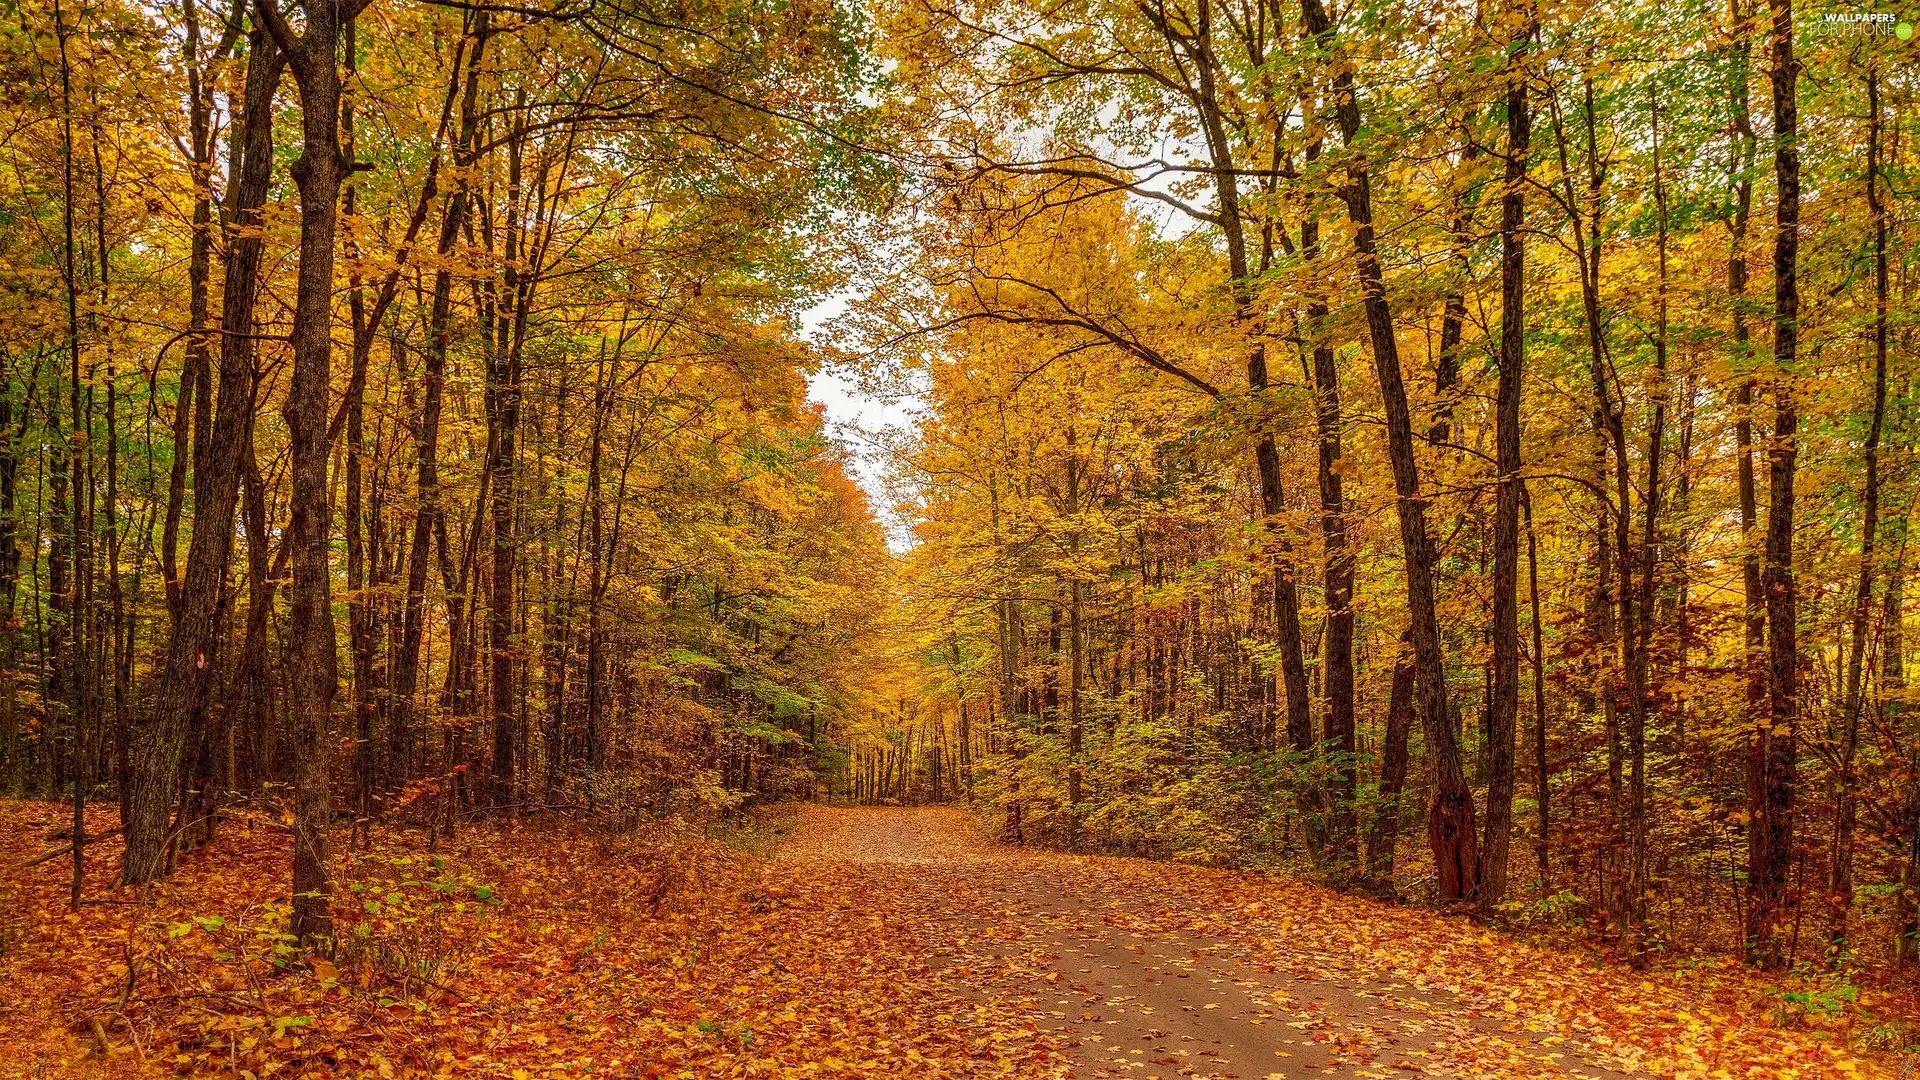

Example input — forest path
[779,806,1641,1080]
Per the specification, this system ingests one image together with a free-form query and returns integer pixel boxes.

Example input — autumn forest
[0,0,1916,1073]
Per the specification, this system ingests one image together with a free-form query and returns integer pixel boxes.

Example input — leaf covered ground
[0,802,1910,1079]
[0,803,1055,1079]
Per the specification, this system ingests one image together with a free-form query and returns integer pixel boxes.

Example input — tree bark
[1722,0,1770,963]
[1889,543,1917,965]
[261,0,354,950]
[1631,86,1673,942]
[1747,0,1798,970]
[1065,424,1083,850]
[1829,69,1887,962]
[488,143,522,808]
[1364,633,1415,886]
[1526,492,1549,883]
[122,26,282,887]
[166,0,238,618]
[1482,27,1529,913]
[1302,147,1356,869]
[53,0,86,909]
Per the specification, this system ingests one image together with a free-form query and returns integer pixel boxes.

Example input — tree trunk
[1302,159,1356,869]
[1747,0,1799,970]
[584,362,608,767]
[52,0,87,909]
[342,12,375,848]
[393,18,487,785]
[266,0,352,951]
[1829,69,1887,963]
[122,28,282,887]
[1183,48,1315,855]
[1364,633,1415,887]
[1525,493,1550,884]
[235,431,276,793]
[1066,426,1083,849]
[1889,544,1917,965]
[165,0,236,618]
[1482,31,1529,913]
[1722,0,1770,962]
[1620,82,1672,949]
[488,172,521,809]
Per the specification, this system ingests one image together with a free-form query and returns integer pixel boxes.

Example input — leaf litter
[0,802,1902,1079]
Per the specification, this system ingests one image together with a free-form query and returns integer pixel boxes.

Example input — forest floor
[0,800,1906,1079]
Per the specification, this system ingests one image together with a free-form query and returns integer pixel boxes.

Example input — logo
[1816,10,1913,37]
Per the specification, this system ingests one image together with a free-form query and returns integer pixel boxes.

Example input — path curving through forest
[778,806,1873,1080]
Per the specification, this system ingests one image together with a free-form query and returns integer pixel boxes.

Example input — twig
[22,826,123,867]
[455,801,581,820]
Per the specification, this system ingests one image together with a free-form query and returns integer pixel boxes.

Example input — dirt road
[780,806,1648,1080]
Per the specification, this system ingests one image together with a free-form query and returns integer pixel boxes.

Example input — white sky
[800,293,921,549]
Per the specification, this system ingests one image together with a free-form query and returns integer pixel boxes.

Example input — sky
[801,294,922,549]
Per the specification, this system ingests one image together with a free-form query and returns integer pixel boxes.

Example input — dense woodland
[854,0,1920,979]
[0,0,896,948]
[0,0,1915,993]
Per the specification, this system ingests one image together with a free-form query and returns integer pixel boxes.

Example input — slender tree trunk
[1365,633,1415,887]
[53,0,85,907]
[0,350,20,792]
[1550,71,1635,927]
[341,13,376,848]
[1829,69,1888,962]
[1223,229,1313,854]
[1722,0,1770,961]
[543,385,569,791]
[235,431,275,795]
[165,0,237,617]
[1065,424,1083,850]
[393,18,486,785]
[1620,83,1672,949]
[1482,28,1529,912]
[1181,47,1316,853]
[487,116,528,808]
[265,0,352,950]
[1889,541,1918,964]
[1526,493,1550,883]
[1302,159,1356,869]
[1747,0,1799,970]
[584,365,608,767]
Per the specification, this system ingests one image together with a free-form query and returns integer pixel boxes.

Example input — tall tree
[1828,67,1889,963]
[1482,12,1530,912]
[257,0,360,949]
[1747,0,1798,971]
